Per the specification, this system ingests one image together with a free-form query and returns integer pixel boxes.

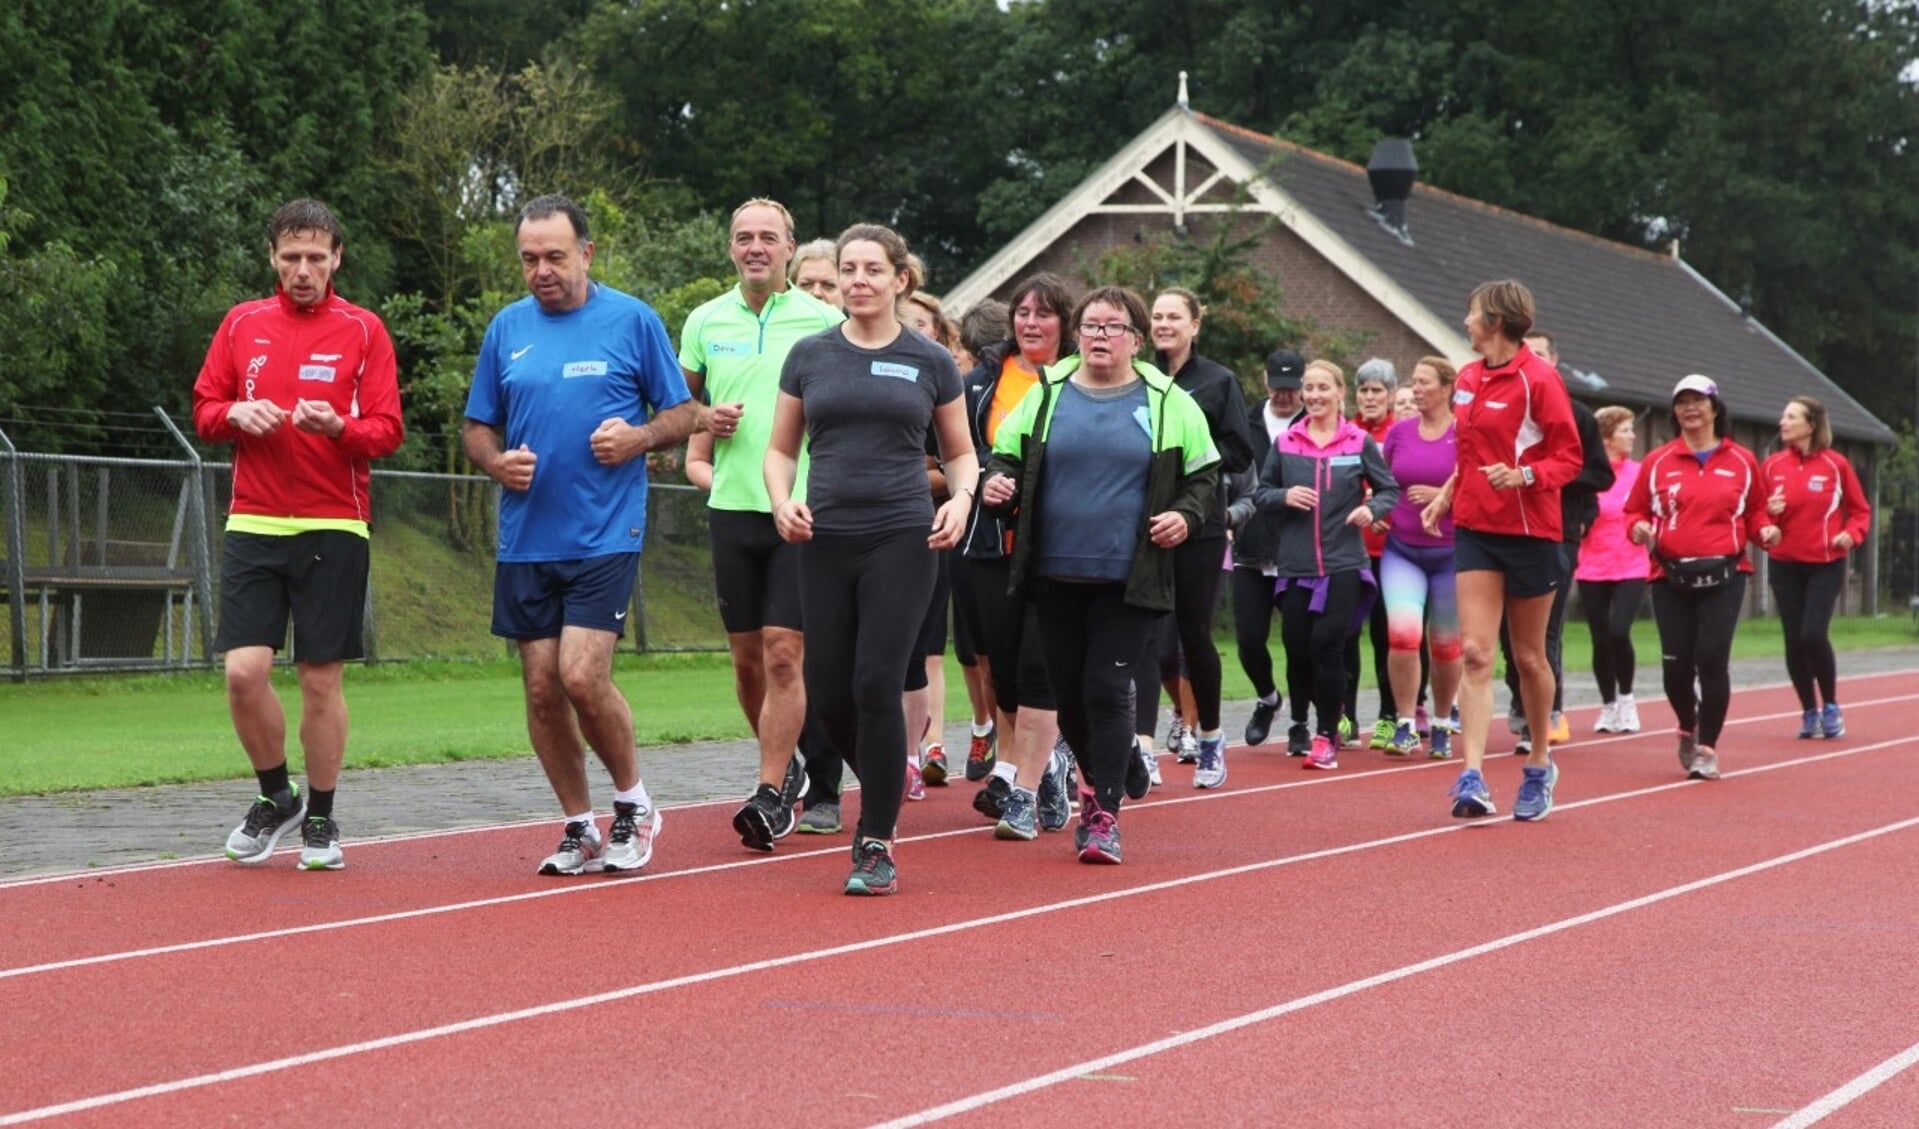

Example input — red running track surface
[3,671,1917,1127]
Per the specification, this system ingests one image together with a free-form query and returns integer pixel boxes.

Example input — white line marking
[1770,1038,1919,1128]
[6,707,1918,982]
[2,748,1916,1124]
[869,816,1919,1128]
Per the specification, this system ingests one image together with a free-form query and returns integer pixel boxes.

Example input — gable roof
[950,107,1893,444]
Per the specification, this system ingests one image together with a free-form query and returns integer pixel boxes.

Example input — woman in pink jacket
[1575,406,1648,734]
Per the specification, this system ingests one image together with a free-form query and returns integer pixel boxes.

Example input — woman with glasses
[1762,396,1871,740]
[980,286,1220,863]
[1252,360,1399,770]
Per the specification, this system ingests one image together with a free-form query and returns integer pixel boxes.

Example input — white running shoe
[1595,701,1619,733]
[1616,695,1641,733]
[538,820,604,876]
[601,802,660,872]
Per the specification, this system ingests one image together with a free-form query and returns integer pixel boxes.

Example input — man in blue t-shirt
[463,194,698,878]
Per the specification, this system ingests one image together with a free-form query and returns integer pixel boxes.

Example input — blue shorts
[1455,527,1565,599]
[492,553,640,640]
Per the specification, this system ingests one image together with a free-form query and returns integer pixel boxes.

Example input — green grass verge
[2,615,1912,795]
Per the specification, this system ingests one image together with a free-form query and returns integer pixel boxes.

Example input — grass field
[2,615,1913,795]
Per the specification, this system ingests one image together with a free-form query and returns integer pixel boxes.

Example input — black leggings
[1231,567,1280,700]
[1033,580,1159,815]
[1650,573,1747,748]
[1281,572,1363,738]
[1156,534,1226,730]
[1342,557,1393,721]
[1579,578,1646,702]
[1132,620,1162,738]
[962,555,1055,712]
[799,527,936,842]
[1770,558,1845,710]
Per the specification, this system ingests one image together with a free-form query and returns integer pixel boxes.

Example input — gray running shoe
[1688,751,1721,781]
[298,816,344,871]
[538,820,604,876]
[602,801,660,872]
[996,787,1039,841]
[225,785,304,865]
[797,800,842,834]
[1036,745,1071,832]
[1677,731,1698,774]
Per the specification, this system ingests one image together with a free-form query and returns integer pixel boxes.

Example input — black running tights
[1578,578,1645,702]
[1281,572,1362,739]
[1650,573,1747,747]
[1769,558,1845,710]
[1034,580,1158,816]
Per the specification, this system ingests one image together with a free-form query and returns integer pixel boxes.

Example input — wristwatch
[1520,465,1535,487]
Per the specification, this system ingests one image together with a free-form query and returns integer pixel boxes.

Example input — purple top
[1381,416,1456,547]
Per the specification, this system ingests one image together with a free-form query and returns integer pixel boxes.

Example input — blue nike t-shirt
[465,284,691,562]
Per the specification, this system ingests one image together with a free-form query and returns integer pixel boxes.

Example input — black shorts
[215,529,369,663]
[1455,527,1566,600]
[492,552,640,640]
[708,508,803,634]
[915,549,952,659]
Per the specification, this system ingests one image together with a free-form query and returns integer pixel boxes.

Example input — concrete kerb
[4,645,1916,880]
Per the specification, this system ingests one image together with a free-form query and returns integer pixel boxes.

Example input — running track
[4,672,1917,1127]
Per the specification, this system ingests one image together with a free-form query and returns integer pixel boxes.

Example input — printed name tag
[563,361,609,378]
[870,362,919,381]
[708,341,751,357]
[297,365,337,383]
[1330,455,1362,467]
[1808,476,1828,492]
[1133,406,1152,437]
[1453,390,1474,405]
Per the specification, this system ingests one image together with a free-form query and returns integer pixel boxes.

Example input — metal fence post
[151,407,216,667]
[1,426,27,682]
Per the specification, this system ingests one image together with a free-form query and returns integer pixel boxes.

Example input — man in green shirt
[680,199,843,850]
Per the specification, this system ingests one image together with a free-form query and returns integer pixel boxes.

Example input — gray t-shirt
[779,325,962,534]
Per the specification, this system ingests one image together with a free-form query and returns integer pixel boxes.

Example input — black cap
[1265,349,1304,390]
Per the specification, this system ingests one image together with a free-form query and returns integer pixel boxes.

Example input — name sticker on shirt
[1808,476,1828,492]
[1330,455,1362,467]
[297,365,337,383]
[870,362,920,381]
[1453,390,1474,405]
[563,361,609,379]
[1133,406,1152,437]
[708,341,751,357]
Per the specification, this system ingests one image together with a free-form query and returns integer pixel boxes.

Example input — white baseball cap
[1671,373,1719,399]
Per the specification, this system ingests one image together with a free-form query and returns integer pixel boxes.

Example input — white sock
[972,720,994,737]
[613,783,652,812]
[991,761,1017,785]
[564,810,595,829]
[1258,692,1279,706]
[1198,728,1222,741]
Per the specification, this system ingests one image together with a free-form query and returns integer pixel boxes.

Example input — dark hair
[268,199,343,250]
[1155,286,1204,320]
[1070,286,1151,343]
[958,299,1009,359]
[517,194,590,243]
[1468,279,1536,342]
[1669,394,1731,440]
[1787,396,1833,452]
[1414,354,1457,387]
[1524,329,1557,360]
[1007,272,1076,322]
[835,223,915,295]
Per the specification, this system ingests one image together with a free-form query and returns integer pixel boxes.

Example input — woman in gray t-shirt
[765,223,977,897]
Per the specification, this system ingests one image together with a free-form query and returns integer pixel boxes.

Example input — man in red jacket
[191,199,405,872]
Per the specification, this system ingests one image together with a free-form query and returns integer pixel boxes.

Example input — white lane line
[1771,1038,1919,1128]
[7,668,1912,889]
[869,813,1919,1128]
[6,712,1918,983]
[7,806,1911,1121]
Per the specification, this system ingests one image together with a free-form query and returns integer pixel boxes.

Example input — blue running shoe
[1820,703,1845,739]
[1798,709,1819,739]
[1036,746,1071,832]
[1386,719,1420,757]
[1192,734,1227,789]
[1448,768,1496,818]
[1428,725,1452,759]
[996,786,1039,840]
[1513,759,1559,822]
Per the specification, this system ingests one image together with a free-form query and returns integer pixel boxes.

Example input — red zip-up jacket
[192,286,404,523]
[1625,437,1774,579]
[1760,447,1871,564]
[1451,344,1583,540]
[1358,412,1392,558]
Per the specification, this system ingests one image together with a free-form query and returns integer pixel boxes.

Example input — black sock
[256,763,291,802]
[307,788,335,820]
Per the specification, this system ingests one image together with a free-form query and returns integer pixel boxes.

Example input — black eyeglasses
[1077,322,1136,340]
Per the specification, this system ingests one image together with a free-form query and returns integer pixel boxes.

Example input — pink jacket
[1577,458,1649,581]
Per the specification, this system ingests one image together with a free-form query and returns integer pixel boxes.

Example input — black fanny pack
[1660,555,1739,591]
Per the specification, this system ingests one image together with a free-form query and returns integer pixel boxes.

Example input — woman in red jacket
[1762,396,1870,740]
[1626,375,1780,781]
[1421,280,1583,823]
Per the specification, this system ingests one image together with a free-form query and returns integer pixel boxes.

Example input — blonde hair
[1304,359,1345,388]
[903,291,954,350]
[788,238,835,283]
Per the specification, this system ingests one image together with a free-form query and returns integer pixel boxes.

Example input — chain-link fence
[3,426,727,678]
